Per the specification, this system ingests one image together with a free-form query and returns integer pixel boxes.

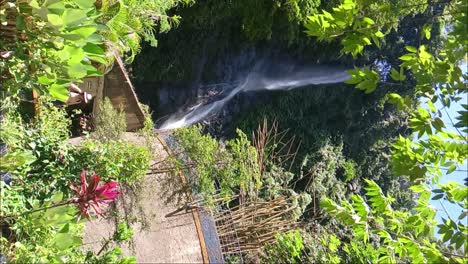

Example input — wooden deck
[79,55,146,131]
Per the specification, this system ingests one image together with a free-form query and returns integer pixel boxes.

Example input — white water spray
[160,65,350,130]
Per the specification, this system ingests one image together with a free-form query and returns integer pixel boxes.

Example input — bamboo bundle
[212,195,301,255]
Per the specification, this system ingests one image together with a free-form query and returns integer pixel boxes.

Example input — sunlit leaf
[49,83,69,102]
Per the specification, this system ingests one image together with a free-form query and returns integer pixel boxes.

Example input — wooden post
[32,89,40,117]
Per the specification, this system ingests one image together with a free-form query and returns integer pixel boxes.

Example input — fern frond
[364,179,393,215]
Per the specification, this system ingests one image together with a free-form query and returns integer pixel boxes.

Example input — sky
[428,61,467,231]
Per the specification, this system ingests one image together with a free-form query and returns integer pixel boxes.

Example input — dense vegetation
[136,0,467,262]
[0,0,182,262]
[1,0,466,263]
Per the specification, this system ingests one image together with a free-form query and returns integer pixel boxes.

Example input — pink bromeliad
[71,170,120,219]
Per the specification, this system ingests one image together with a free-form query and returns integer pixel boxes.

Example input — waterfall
[159,64,350,130]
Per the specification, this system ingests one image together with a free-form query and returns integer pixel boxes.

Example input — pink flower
[95,180,120,203]
[71,170,120,219]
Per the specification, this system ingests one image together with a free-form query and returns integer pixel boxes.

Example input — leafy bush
[0,0,187,262]
[0,102,76,200]
[320,180,466,263]
[262,230,305,264]
[0,103,147,262]
[99,0,193,62]
[93,97,127,142]
[138,103,156,154]
[173,125,260,200]
[0,190,86,263]
[76,140,150,183]
[1,0,109,103]
[113,222,134,242]
[342,160,357,182]
[301,141,348,202]
[85,246,136,264]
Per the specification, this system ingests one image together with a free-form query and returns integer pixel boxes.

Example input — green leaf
[458,211,467,220]
[67,63,88,79]
[453,232,464,249]
[405,46,418,53]
[0,151,37,171]
[49,83,69,102]
[58,223,70,233]
[427,100,436,113]
[83,43,107,63]
[29,0,40,9]
[83,64,102,76]
[50,192,63,203]
[422,24,431,40]
[46,1,65,14]
[399,54,414,61]
[362,17,375,25]
[431,194,443,200]
[432,117,445,132]
[446,164,456,174]
[442,230,453,242]
[69,25,97,39]
[388,93,405,109]
[356,80,377,93]
[86,33,104,45]
[371,34,381,48]
[74,0,95,9]
[390,68,402,81]
[38,74,56,85]
[63,46,84,65]
[62,9,86,27]
[83,43,104,55]
[374,31,385,38]
[47,13,63,26]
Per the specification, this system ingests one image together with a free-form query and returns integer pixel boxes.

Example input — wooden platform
[79,56,146,131]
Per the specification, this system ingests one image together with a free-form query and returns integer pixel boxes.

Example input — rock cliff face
[133,41,348,133]
[130,2,346,130]
[133,45,260,124]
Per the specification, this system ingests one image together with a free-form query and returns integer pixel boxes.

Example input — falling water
[159,64,350,130]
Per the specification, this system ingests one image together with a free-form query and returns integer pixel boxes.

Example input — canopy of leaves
[304,0,467,261]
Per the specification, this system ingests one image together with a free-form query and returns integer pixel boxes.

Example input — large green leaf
[49,83,69,102]
[74,0,95,9]
[67,63,88,79]
[0,151,37,171]
[62,9,86,27]
[47,13,63,27]
[38,74,56,85]
[46,1,66,15]
[83,43,105,55]
[69,25,97,39]
[356,80,377,93]
[63,46,85,65]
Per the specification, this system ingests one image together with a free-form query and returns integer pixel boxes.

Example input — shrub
[342,160,357,182]
[261,230,305,264]
[76,140,150,183]
[138,103,156,154]
[173,125,261,201]
[93,98,126,142]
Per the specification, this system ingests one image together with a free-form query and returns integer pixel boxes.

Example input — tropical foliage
[1,0,188,105]
[0,101,151,262]
[172,125,261,201]
[0,0,183,262]
[1,0,466,262]
[303,0,467,261]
